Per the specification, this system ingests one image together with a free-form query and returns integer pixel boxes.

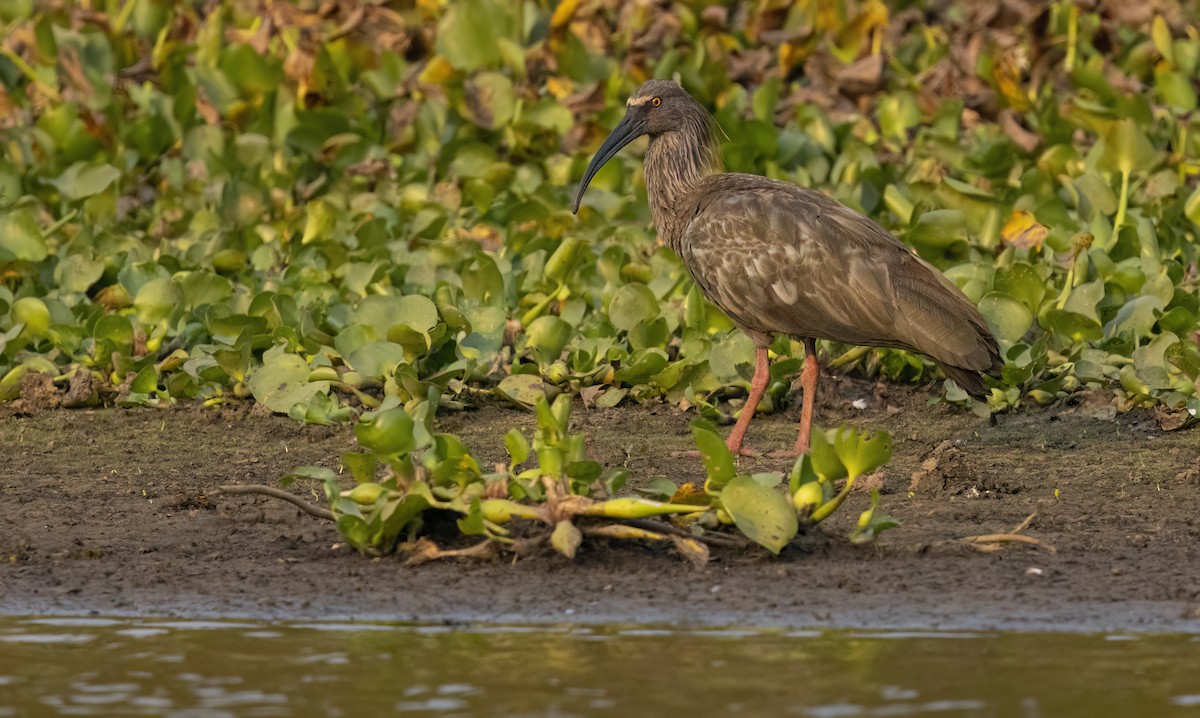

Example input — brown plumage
[574,80,1002,455]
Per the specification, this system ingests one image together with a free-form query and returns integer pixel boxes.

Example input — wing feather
[678,174,1001,377]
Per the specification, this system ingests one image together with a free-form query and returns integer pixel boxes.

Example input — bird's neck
[644,120,721,249]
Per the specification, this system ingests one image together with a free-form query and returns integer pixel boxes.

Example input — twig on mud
[952,512,1056,553]
[1009,512,1037,535]
[962,533,1057,553]
[213,484,335,521]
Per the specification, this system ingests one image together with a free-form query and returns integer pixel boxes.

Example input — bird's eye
[651,97,661,107]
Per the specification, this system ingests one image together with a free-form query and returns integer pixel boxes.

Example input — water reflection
[0,617,1197,717]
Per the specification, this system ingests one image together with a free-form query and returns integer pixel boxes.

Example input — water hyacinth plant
[278,392,896,562]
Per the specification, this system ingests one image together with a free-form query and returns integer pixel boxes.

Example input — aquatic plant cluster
[1,1,1197,551]
[287,392,894,559]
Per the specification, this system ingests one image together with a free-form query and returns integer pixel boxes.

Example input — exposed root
[403,538,497,566]
[616,517,751,549]
[213,484,335,521]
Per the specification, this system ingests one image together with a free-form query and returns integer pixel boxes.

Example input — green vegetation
[284,390,894,559]
[1,1,1198,553]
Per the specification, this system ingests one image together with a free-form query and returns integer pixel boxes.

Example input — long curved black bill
[571,112,644,214]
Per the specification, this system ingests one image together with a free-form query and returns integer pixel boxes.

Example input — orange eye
[651,97,661,107]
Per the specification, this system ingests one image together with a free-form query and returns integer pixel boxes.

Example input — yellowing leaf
[418,56,456,87]
[550,0,579,30]
[720,476,798,555]
[551,520,582,559]
[1001,210,1048,250]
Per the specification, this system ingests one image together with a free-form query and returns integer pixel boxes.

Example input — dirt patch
[2,384,1199,632]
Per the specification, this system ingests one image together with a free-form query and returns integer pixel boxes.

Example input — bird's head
[572,80,699,214]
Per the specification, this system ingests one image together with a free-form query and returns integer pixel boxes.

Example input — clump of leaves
[285,394,710,562]
[689,420,897,554]
[280,397,896,561]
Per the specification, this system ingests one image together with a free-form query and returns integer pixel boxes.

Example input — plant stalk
[809,475,858,523]
[1114,168,1130,228]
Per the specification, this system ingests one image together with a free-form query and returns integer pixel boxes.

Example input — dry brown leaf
[671,535,710,570]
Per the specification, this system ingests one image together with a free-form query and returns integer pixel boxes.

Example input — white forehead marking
[626,96,652,107]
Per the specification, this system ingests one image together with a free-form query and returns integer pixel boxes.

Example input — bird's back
[674,174,1001,393]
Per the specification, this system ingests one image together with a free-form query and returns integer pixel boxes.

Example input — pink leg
[794,338,819,454]
[725,345,770,456]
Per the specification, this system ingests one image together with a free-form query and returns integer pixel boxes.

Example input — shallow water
[0,617,1198,717]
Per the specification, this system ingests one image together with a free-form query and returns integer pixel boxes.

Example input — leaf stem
[1114,168,1130,228]
[520,283,563,326]
[0,48,61,102]
[1064,2,1078,73]
[826,345,870,370]
[810,474,857,523]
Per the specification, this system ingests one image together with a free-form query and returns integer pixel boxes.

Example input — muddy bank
[2,382,1199,633]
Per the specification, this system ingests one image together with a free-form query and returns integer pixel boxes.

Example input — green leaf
[849,490,900,544]
[354,407,415,457]
[347,341,406,378]
[719,476,798,555]
[787,453,821,495]
[457,498,487,535]
[1156,70,1196,110]
[179,271,233,308]
[690,419,736,491]
[1063,279,1106,321]
[613,348,669,384]
[51,162,121,200]
[435,0,513,70]
[604,469,629,496]
[1184,186,1200,227]
[0,208,47,261]
[342,452,377,485]
[357,295,440,336]
[907,209,967,256]
[978,292,1034,343]
[808,429,848,482]
[832,428,893,480]
[134,278,183,327]
[707,331,755,384]
[1151,16,1175,65]
[378,490,434,547]
[248,348,327,414]
[1041,309,1102,342]
[219,43,283,95]
[1105,295,1165,338]
[635,477,677,500]
[1097,119,1158,175]
[504,427,530,466]
[93,314,134,350]
[525,315,572,364]
[54,252,104,293]
[607,283,659,332]
[993,263,1045,312]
